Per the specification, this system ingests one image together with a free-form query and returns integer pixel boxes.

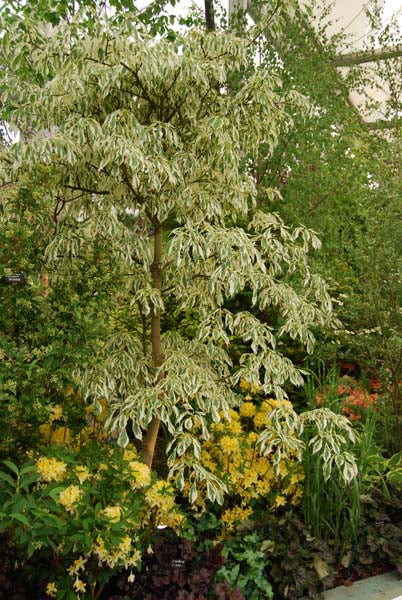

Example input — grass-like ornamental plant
[300,408,358,485]
[300,408,372,558]
[301,368,402,557]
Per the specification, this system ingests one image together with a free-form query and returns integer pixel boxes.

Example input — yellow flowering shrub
[3,441,186,600]
[184,389,304,535]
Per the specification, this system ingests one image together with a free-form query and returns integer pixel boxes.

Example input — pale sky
[148,0,401,24]
[383,0,401,22]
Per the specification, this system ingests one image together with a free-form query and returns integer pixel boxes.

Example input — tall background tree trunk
[204,0,216,32]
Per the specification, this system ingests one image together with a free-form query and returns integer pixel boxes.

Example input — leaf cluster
[105,532,239,600]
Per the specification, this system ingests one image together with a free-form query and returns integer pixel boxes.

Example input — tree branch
[62,184,110,195]
[332,45,402,67]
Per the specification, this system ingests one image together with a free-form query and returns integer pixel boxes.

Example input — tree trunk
[142,222,164,468]
[390,370,402,452]
[204,0,216,32]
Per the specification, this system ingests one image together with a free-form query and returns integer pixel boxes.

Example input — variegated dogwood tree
[0,13,333,499]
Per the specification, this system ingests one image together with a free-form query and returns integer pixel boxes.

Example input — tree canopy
[0,11,333,495]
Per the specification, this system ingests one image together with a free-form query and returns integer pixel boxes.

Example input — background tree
[0,178,118,458]
[238,0,402,448]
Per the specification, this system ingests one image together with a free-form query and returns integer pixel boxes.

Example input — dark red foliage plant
[104,530,243,600]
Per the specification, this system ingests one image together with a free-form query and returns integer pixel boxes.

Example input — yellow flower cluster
[247,431,258,444]
[239,401,256,418]
[48,404,64,423]
[195,396,304,529]
[145,481,185,530]
[239,380,260,394]
[67,556,87,577]
[221,505,253,532]
[219,435,240,455]
[45,582,57,597]
[58,484,82,513]
[75,465,91,484]
[128,461,151,488]
[36,456,67,482]
[92,534,141,569]
[102,505,122,523]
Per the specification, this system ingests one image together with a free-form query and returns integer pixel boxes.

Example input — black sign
[0,272,26,285]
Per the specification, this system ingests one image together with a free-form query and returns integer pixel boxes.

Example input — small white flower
[128,572,135,583]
